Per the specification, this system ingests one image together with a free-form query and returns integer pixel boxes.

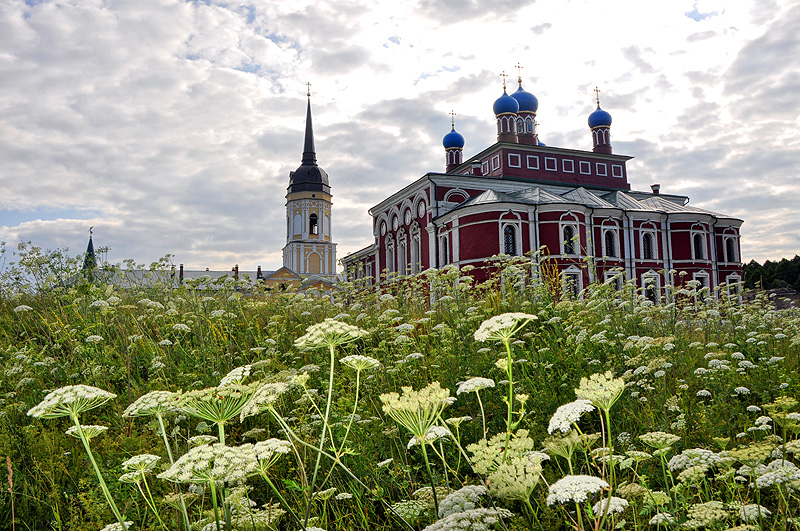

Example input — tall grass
[0,259,797,531]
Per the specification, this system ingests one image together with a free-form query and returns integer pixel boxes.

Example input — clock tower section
[282,93,337,279]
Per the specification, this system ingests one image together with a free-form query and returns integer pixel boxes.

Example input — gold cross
[306,82,312,98]
[449,110,456,127]
[594,86,601,106]
[515,62,523,83]
[500,71,508,90]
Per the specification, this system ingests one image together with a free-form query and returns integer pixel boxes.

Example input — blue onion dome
[512,84,538,113]
[442,126,465,149]
[493,90,519,116]
[588,105,612,128]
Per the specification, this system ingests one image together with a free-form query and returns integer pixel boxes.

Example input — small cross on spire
[594,86,601,106]
[89,226,93,237]
[500,71,508,91]
[449,110,456,128]
[306,82,312,99]
[515,62,524,84]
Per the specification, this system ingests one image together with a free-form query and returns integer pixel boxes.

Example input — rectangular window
[579,161,591,174]
[611,164,623,178]
[508,153,521,168]
[526,155,539,169]
[595,162,607,176]
[491,155,500,171]
[545,157,557,171]
[562,159,574,173]
[482,161,489,174]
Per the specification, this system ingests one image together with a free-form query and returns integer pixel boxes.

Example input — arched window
[604,230,617,258]
[693,233,705,260]
[385,236,395,274]
[503,225,517,255]
[642,233,654,260]
[439,232,450,266]
[309,213,318,235]
[563,225,576,255]
[725,238,737,263]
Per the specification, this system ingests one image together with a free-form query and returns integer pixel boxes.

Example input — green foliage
[0,258,798,530]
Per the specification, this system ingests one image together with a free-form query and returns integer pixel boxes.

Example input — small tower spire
[82,226,96,271]
[443,110,464,172]
[515,62,524,86]
[588,87,613,154]
[301,85,317,166]
[500,70,509,92]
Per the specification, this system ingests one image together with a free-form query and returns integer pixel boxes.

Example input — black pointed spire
[288,88,330,195]
[301,97,317,166]
[82,227,96,271]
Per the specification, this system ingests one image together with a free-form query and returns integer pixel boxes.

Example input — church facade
[342,78,743,299]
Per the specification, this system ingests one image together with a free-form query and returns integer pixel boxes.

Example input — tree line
[743,255,800,291]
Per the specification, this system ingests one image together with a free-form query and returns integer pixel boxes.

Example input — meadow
[0,259,798,531]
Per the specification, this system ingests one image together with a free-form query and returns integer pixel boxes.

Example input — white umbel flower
[474,312,537,342]
[27,385,116,419]
[592,496,629,515]
[294,319,369,348]
[546,475,609,505]
[457,377,495,395]
[547,399,596,434]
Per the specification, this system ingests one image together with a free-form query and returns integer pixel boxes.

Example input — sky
[1,0,798,272]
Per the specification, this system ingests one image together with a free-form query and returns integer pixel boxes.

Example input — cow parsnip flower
[546,475,609,505]
[754,459,800,488]
[27,385,117,419]
[157,443,257,484]
[474,312,537,342]
[219,365,251,387]
[575,371,625,411]
[422,508,513,531]
[339,355,382,372]
[189,435,218,447]
[121,454,161,473]
[738,504,771,522]
[486,451,543,501]
[122,390,180,418]
[548,399,596,434]
[408,425,451,449]
[468,429,537,475]
[437,485,488,519]
[686,501,728,526]
[390,499,427,521]
[380,382,451,440]
[252,438,291,475]
[639,431,681,450]
[294,319,369,349]
[239,381,292,421]
[456,377,495,395]
[179,383,259,424]
[649,513,673,525]
[593,496,629,515]
[65,424,107,440]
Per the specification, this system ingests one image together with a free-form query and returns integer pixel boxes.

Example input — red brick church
[342,76,743,299]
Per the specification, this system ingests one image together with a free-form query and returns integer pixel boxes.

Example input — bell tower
[282,86,337,279]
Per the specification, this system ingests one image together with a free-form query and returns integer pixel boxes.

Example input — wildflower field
[1,263,799,531]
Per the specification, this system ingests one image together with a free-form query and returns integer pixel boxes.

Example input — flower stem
[157,413,191,531]
[71,416,127,529]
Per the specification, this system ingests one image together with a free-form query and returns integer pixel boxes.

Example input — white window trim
[527,155,539,169]
[508,153,522,168]
[579,161,591,175]
[562,159,574,173]
[691,230,707,260]
[491,155,500,171]
[639,229,658,261]
[595,162,607,176]
[562,265,583,298]
[545,157,557,171]
[559,221,581,256]
[499,221,522,256]
[601,226,620,258]
[611,164,623,178]
[723,235,739,264]
[482,161,489,174]
[642,271,661,304]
